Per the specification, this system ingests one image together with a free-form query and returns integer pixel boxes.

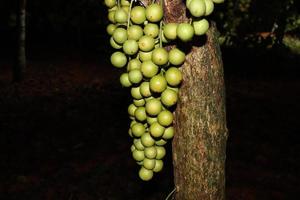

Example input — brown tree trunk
[13,0,26,82]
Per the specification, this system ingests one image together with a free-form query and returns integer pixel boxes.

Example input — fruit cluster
[104,0,223,181]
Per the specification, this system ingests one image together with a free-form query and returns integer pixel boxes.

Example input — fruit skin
[204,0,214,16]
[140,82,152,97]
[120,73,132,87]
[112,28,128,44]
[153,159,164,172]
[193,18,209,36]
[130,6,146,24]
[114,9,127,23]
[131,86,143,100]
[131,122,145,137]
[127,59,141,71]
[110,52,127,68]
[123,40,139,55]
[144,146,157,159]
[157,110,173,126]
[188,0,206,17]
[177,23,195,42]
[139,36,155,52]
[169,48,185,66]
[161,89,178,107]
[152,47,169,66]
[165,67,183,86]
[141,60,159,78]
[145,4,163,22]
[134,139,145,150]
[145,98,162,116]
[143,158,156,170]
[132,149,145,161]
[110,37,122,49]
[133,99,145,107]
[127,25,144,41]
[163,23,178,40]
[163,126,174,139]
[105,0,116,8]
[149,75,167,93]
[108,11,116,23]
[156,146,166,159]
[135,107,147,122]
[106,24,116,35]
[144,23,159,38]
[149,122,165,138]
[139,167,153,181]
[128,103,137,117]
[141,132,155,147]
[139,51,153,62]
[128,69,143,84]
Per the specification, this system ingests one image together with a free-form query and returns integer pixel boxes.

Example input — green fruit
[120,73,132,87]
[134,138,145,150]
[121,0,130,6]
[165,67,182,86]
[128,103,137,117]
[188,0,206,17]
[131,6,146,24]
[139,36,155,52]
[135,107,147,122]
[161,89,178,107]
[212,0,224,3]
[145,98,162,116]
[169,48,185,65]
[144,23,159,38]
[132,122,146,137]
[163,126,174,139]
[113,28,128,44]
[147,116,157,125]
[128,69,143,84]
[133,99,145,107]
[128,128,133,137]
[204,0,214,16]
[140,82,152,97]
[193,18,209,36]
[141,60,159,78]
[158,110,173,126]
[111,52,127,68]
[177,23,194,42]
[127,25,144,40]
[108,11,116,23]
[105,0,116,8]
[110,37,122,49]
[152,48,169,66]
[186,0,193,7]
[132,149,145,161]
[144,146,157,159]
[123,40,139,55]
[114,9,128,23]
[146,4,163,22]
[131,144,136,152]
[155,139,167,146]
[150,75,167,93]
[131,86,143,99]
[139,51,153,62]
[141,132,155,147]
[139,167,153,181]
[127,59,141,71]
[150,122,165,138]
[153,160,164,172]
[163,23,178,40]
[143,158,156,170]
[106,24,117,35]
[156,146,166,159]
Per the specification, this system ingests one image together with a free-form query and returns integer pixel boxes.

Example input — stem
[159,20,163,47]
[165,188,176,200]
[127,0,134,28]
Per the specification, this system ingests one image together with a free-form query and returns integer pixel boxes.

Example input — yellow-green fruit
[131,86,143,99]
[143,158,156,170]
[150,75,167,93]
[163,23,178,40]
[135,107,147,122]
[105,0,116,8]
[123,40,139,55]
[152,47,169,66]
[144,23,159,38]
[133,99,145,107]
[186,0,193,7]
[150,122,165,138]
[110,37,122,49]
[204,0,214,16]
[139,36,155,52]
[121,0,130,6]
[132,149,145,161]
[145,98,162,116]
[167,86,179,93]
[161,89,178,107]
[128,128,133,137]
[131,144,136,152]
[132,122,145,137]
[139,167,153,181]
[169,48,185,65]
[108,11,116,23]
[113,28,127,44]
[139,51,153,62]
[155,139,167,146]
[146,4,163,22]
[114,9,127,23]
[188,0,206,17]
[156,146,166,159]
[128,69,143,84]
[147,116,157,125]
[127,25,143,40]
[165,67,182,86]
[141,132,155,147]
[120,73,132,87]
[111,52,127,68]
[212,0,224,3]
[141,60,159,78]
[153,160,164,172]
[144,146,157,159]
[163,126,174,139]
[128,103,137,117]
[108,5,118,11]
[177,23,194,42]
[134,138,145,150]
[127,59,141,71]
[106,24,117,35]
[193,19,209,36]
[157,110,173,126]
[131,6,146,24]
[140,82,152,97]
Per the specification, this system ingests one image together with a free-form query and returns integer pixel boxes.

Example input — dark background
[0,0,299,199]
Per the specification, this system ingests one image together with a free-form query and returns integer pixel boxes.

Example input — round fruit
[128,103,137,117]
[163,126,174,139]
[128,128,133,137]
[127,59,141,71]
[165,67,182,86]
[132,122,145,137]
[152,47,169,66]
[145,98,162,116]
[105,0,116,8]
[157,110,173,126]
[134,138,145,150]
[139,167,153,181]
[177,23,194,42]
[139,51,153,62]
[111,52,127,68]
[108,11,116,23]
[141,60,159,78]
[143,158,156,170]
[120,73,132,87]
[153,160,164,172]
[156,146,166,159]
[131,6,146,24]
[106,24,116,35]
[132,149,145,161]
[163,23,178,40]
[135,107,147,122]
[188,0,206,17]
[121,0,130,6]
[131,86,143,99]
[150,75,167,93]
[150,122,165,138]
[144,146,157,159]
[139,82,152,97]
[169,48,185,65]
[161,89,178,107]
[133,99,145,107]
[193,19,209,36]
[113,28,128,44]
[147,116,157,125]
[155,139,167,146]
[145,4,163,22]
[114,9,127,23]
[204,0,214,16]
[123,40,139,55]
[131,144,136,152]
[110,37,122,49]
[127,25,144,40]
[128,69,143,84]
[141,132,155,147]
[139,36,155,52]
[144,23,159,38]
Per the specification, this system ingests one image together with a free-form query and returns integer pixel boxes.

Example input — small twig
[165,187,176,200]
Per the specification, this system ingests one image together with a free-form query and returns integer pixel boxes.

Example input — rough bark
[13,0,26,82]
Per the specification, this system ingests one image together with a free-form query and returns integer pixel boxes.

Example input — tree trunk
[13,0,26,82]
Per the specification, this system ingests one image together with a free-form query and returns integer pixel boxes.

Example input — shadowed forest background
[0,0,299,199]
